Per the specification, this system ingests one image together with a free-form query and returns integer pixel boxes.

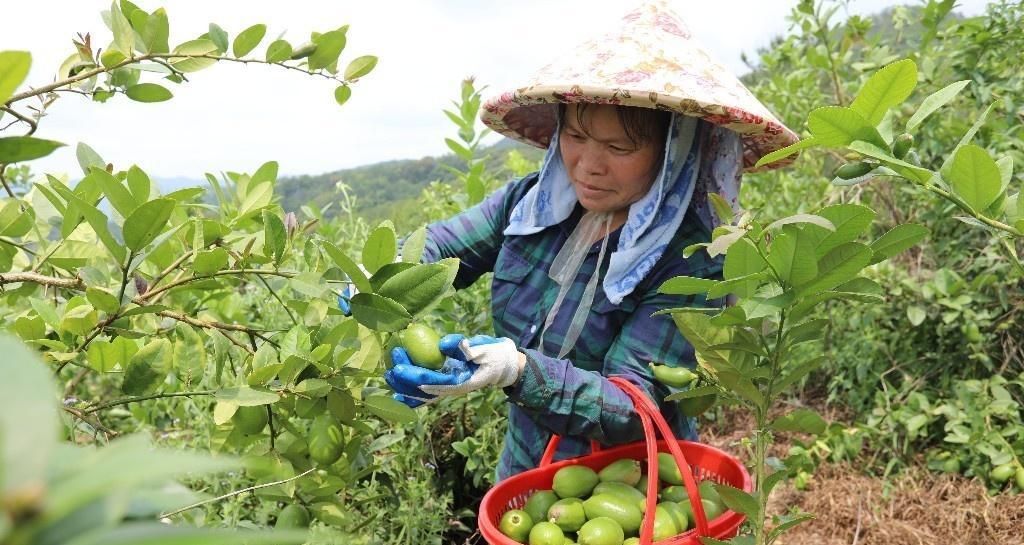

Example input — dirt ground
[701,407,1024,545]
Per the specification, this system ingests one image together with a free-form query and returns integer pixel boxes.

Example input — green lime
[598,458,642,486]
[651,505,679,541]
[529,521,566,545]
[308,414,344,466]
[400,323,445,369]
[232,405,268,435]
[275,504,310,529]
[499,509,534,543]
[582,494,642,536]
[991,463,1016,483]
[553,465,599,498]
[547,498,586,533]
[525,490,560,527]
[577,517,624,545]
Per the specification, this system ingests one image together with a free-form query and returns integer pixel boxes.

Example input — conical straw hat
[480,0,800,171]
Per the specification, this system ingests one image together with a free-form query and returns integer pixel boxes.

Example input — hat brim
[481,85,801,172]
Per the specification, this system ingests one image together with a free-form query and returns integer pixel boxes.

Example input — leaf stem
[81,389,215,414]
[160,467,316,519]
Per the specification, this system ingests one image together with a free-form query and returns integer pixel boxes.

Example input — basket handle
[536,378,711,541]
[539,436,603,467]
[608,377,711,542]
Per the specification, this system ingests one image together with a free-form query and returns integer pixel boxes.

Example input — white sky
[1,0,993,181]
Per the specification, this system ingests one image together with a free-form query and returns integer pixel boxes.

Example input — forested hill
[276,137,544,219]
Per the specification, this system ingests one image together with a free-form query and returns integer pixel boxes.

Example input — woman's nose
[576,147,607,176]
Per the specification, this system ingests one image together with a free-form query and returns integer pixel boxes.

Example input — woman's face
[559,104,663,217]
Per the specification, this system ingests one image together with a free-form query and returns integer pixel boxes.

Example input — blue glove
[384,334,523,408]
[337,285,353,316]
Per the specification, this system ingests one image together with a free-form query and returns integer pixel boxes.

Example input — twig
[160,468,316,519]
[82,390,215,414]
[217,329,256,355]
[0,272,83,289]
[139,269,298,301]
[0,105,38,135]
[0,165,15,198]
[63,406,118,439]
[0,236,36,255]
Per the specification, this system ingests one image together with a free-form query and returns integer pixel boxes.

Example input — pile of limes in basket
[497,455,727,545]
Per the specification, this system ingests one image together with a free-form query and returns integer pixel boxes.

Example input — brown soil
[699,405,1024,545]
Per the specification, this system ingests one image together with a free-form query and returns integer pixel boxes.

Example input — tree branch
[81,390,215,415]
[160,468,316,519]
[0,105,38,135]
[139,269,297,301]
[0,272,83,289]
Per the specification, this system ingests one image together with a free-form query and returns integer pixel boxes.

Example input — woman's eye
[567,132,586,142]
[609,145,632,154]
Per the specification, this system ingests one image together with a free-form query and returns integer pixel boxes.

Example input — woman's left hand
[384,334,525,407]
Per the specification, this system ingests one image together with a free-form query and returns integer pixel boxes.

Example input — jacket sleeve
[419,174,537,289]
[502,249,724,444]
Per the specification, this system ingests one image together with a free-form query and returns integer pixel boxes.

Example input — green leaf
[764,214,835,232]
[850,59,918,125]
[670,312,731,368]
[768,514,815,543]
[713,483,759,518]
[401,226,427,263]
[770,408,827,435]
[344,55,377,80]
[90,168,137,217]
[706,272,768,299]
[334,84,352,106]
[363,394,417,424]
[350,292,412,332]
[76,142,106,176]
[773,356,826,396]
[848,140,933,183]
[658,276,719,295]
[215,385,280,406]
[0,200,32,237]
[869,224,929,264]
[122,338,172,395]
[0,334,59,498]
[723,238,768,280]
[664,384,719,402]
[262,210,286,265]
[322,241,372,294]
[86,337,137,372]
[232,23,267,57]
[127,165,152,202]
[907,80,970,131]
[294,378,331,398]
[193,247,229,275]
[86,287,120,314]
[706,227,746,258]
[207,23,229,53]
[804,204,876,258]
[940,101,998,174]
[125,82,172,102]
[141,8,170,53]
[251,160,278,185]
[0,136,65,163]
[753,137,818,169]
[123,198,175,251]
[309,30,347,71]
[266,39,292,62]
[377,263,455,316]
[807,107,887,148]
[907,305,926,326]
[707,193,735,224]
[110,1,135,55]
[171,39,218,72]
[947,144,1002,212]
[362,224,397,274]
[0,51,31,105]
[289,271,327,298]
[797,242,873,296]
[767,230,817,286]
[48,181,126,262]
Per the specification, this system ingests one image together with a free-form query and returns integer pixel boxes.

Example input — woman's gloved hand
[384,334,525,407]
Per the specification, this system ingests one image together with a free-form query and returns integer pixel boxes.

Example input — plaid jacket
[422,173,723,480]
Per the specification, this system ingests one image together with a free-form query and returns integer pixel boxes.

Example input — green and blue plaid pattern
[422,173,723,480]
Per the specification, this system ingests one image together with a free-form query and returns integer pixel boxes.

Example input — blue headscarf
[504,111,706,305]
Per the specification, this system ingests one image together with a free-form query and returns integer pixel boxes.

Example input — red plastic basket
[479,377,751,544]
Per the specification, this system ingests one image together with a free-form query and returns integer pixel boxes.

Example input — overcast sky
[1,0,993,181]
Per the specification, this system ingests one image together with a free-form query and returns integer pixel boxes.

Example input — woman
[384,0,798,481]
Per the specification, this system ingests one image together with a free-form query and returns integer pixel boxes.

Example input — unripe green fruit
[499,509,533,543]
[893,133,914,159]
[308,414,344,466]
[400,323,445,370]
[275,504,310,529]
[834,161,874,180]
[232,405,268,435]
[649,363,697,388]
[991,463,1016,483]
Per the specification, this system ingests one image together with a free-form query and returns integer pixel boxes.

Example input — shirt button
[530,324,538,333]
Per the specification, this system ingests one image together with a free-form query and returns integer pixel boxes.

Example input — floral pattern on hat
[480,0,800,171]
